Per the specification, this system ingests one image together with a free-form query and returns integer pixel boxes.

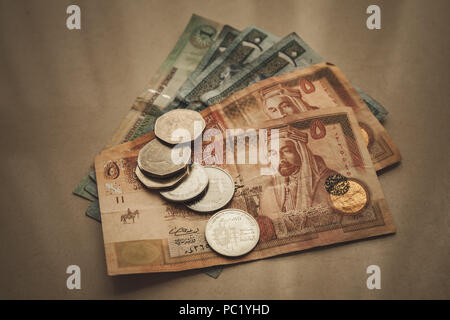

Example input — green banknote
[84,180,98,198]
[200,32,388,120]
[73,175,96,201]
[187,25,240,84]
[86,200,101,222]
[168,26,280,111]
[204,267,224,279]
[89,170,96,182]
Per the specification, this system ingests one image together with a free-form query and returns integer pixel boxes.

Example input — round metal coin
[135,165,188,190]
[137,138,187,178]
[154,109,206,144]
[185,166,235,212]
[160,163,209,202]
[205,209,260,257]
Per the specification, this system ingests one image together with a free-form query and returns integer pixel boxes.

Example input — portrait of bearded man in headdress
[259,126,336,225]
[260,83,318,119]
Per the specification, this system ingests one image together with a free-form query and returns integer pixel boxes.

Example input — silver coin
[185,166,234,212]
[205,209,260,257]
[135,165,188,190]
[154,109,206,144]
[137,138,187,178]
[160,163,209,202]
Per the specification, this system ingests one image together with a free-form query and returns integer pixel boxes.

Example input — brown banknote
[203,62,401,171]
[95,107,395,275]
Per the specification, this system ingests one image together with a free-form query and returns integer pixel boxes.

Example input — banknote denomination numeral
[310,120,326,139]
[366,5,381,30]
[366,265,381,289]
[190,25,217,49]
[300,78,315,94]
[66,265,81,290]
[66,5,81,30]
[115,195,124,204]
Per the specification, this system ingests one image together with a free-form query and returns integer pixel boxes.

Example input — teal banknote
[84,180,98,198]
[73,175,96,201]
[85,200,101,222]
[168,26,280,111]
[187,25,240,84]
[89,170,96,182]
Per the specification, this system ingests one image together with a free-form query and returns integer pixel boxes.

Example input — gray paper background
[0,0,448,299]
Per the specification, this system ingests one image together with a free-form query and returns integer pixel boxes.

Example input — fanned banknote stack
[74,14,400,277]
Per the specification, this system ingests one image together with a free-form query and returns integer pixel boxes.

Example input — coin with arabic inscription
[137,138,187,178]
[205,209,260,257]
[160,163,209,202]
[185,166,235,213]
[154,109,206,144]
[330,179,369,215]
[135,165,188,190]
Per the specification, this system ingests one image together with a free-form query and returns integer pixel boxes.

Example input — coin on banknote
[137,138,187,178]
[185,166,234,212]
[160,163,209,202]
[154,109,206,144]
[135,165,189,190]
[205,209,260,257]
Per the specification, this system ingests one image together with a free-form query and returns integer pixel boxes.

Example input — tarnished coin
[185,166,234,212]
[205,209,260,257]
[154,109,206,144]
[135,165,188,190]
[137,138,187,178]
[160,163,209,202]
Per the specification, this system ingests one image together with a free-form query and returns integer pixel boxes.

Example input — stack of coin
[135,110,205,201]
[136,138,189,186]
[185,166,235,213]
[135,110,235,212]
[136,110,259,256]
[160,163,209,202]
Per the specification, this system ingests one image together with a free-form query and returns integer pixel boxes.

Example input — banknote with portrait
[95,105,395,275]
